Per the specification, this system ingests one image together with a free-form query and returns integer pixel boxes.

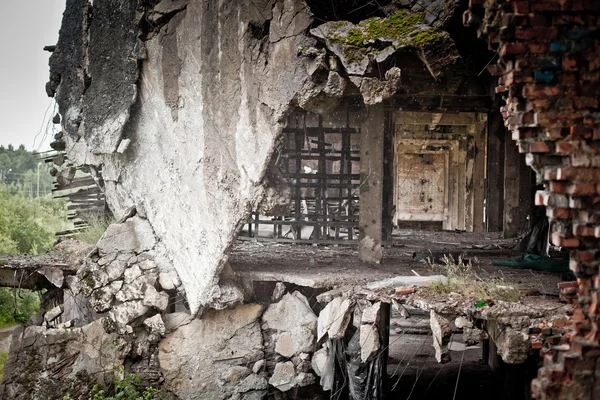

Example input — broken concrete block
[455,316,472,329]
[361,302,382,325]
[143,314,166,337]
[297,70,346,114]
[37,266,64,288]
[143,286,169,311]
[275,326,315,358]
[311,346,328,377]
[360,324,380,363]
[295,372,315,387]
[367,275,447,290]
[116,138,131,153]
[497,327,530,364]
[220,366,251,384]
[271,282,287,302]
[97,216,156,256]
[317,297,353,342]
[44,305,64,323]
[262,292,317,332]
[269,361,296,392]
[463,326,488,346]
[159,304,263,397]
[158,272,177,290]
[252,360,265,374]
[110,300,149,326]
[430,310,452,363]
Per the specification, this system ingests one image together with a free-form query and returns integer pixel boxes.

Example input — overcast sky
[0,1,65,152]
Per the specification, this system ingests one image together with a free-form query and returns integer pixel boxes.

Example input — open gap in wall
[304,0,392,26]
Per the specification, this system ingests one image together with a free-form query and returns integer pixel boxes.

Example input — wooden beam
[359,104,385,264]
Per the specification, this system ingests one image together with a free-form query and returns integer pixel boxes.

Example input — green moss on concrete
[326,10,443,65]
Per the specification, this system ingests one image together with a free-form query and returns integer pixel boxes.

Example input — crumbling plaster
[50,0,463,314]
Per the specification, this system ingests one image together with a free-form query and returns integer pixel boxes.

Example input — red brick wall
[465,1,600,398]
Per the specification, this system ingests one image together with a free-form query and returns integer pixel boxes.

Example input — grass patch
[74,214,114,246]
[0,351,8,381]
[426,255,521,303]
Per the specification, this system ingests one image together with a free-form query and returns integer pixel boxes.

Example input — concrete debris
[37,266,64,288]
[295,372,316,387]
[97,217,156,256]
[349,67,402,105]
[359,324,380,363]
[317,297,353,342]
[497,327,530,364]
[454,316,472,329]
[367,275,447,290]
[0,319,128,399]
[430,310,452,363]
[271,282,287,302]
[275,326,315,358]
[252,359,265,374]
[361,301,382,325]
[463,326,488,346]
[111,300,150,327]
[159,304,263,399]
[310,12,458,78]
[262,291,317,332]
[44,305,64,323]
[143,314,166,337]
[311,346,329,377]
[220,366,251,384]
[297,70,346,114]
[158,271,178,290]
[116,138,131,153]
[269,361,296,392]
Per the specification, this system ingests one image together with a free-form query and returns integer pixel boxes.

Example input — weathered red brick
[529,141,551,153]
[513,1,530,13]
[547,208,571,219]
[500,42,527,57]
[552,233,581,248]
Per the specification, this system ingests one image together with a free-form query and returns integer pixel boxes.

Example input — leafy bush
[63,367,162,400]
[0,288,41,328]
[0,184,68,255]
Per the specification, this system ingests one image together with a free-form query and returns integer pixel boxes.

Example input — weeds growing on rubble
[62,366,162,400]
[74,214,115,246]
[427,255,521,303]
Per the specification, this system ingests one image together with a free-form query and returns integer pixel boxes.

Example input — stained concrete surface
[229,230,564,296]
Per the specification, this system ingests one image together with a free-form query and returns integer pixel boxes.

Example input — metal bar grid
[241,110,361,244]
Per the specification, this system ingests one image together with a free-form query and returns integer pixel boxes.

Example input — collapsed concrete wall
[47,0,465,314]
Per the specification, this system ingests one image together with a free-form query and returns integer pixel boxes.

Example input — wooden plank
[359,104,384,264]
[486,112,506,232]
[473,116,488,232]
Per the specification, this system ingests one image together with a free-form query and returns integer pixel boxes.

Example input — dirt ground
[229,230,566,296]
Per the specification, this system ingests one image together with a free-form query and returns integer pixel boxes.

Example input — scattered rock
[271,282,287,302]
[262,292,317,332]
[455,316,472,329]
[252,360,265,374]
[311,346,328,377]
[97,216,156,256]
[317,297,353,342]
[269,361,296,392]
[360,324,380,363]
[143,314,166,336]
[220,366,251,384]
[275,326,315,358]
[430,311,452,363]
[143,285,169,311]
[361,301,382,325]
[44,305,64,323]
[295,372,315,387]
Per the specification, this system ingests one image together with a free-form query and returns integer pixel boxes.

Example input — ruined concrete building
[1,0,599,399]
